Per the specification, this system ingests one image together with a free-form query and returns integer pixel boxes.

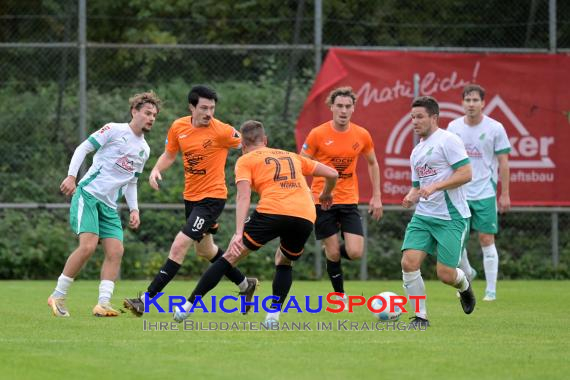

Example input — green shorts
[468,197,498,234]
[69,187,123,241]
[401,214,470,268]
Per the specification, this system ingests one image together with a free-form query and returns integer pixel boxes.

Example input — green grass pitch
[0,280,568,380]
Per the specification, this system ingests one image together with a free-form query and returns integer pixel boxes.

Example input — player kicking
[123,85,257,317]
[401,96,476,328]
[172,120,338,326]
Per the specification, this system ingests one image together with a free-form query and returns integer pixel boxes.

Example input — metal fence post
[78,0,87,176]
[551,212,559,268]
[413,73,421,146]
[314,0,322,74]
[549,0,557,53]
[314,236,322,279]
[360,209,368,280]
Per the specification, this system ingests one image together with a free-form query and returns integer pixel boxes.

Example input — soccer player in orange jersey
[301,87,383,304]
[173,120,338,325]
[124,85,257,316]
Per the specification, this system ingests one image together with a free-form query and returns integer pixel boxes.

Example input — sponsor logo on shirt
[331,157,354,179]
[184,152,206,175]
[115,156,135,173]
[465,144,483,158]
[416,164,438,178]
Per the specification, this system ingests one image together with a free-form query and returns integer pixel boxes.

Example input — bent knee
[401,255,420,272]
[436,268,456,284]
[346,248,363,260]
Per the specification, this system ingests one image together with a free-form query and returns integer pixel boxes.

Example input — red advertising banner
[295,49,570,206]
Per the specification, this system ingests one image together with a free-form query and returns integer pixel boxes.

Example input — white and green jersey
[447,115,511,200]
[78,123,150,209]
[410,128,471,220]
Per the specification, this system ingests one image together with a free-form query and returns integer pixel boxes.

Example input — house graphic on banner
[384,95,555,170]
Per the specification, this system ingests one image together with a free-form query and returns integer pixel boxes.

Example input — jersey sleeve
[410,151,420,187]
[298,154,318,176]
[165,123,180,154]
[87,124,115,149]
[494,123,511,155]
[234,156,252,184]
[301,129,319,156]
[445,134,470,169]
[360,128,374,155]
[220,122,242,149]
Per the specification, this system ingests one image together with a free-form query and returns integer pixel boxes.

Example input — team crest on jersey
[202,139,213,148]
[416,164,437,178]
[139,150,145,157]
[479,133,486,140]
[352,142,360,151]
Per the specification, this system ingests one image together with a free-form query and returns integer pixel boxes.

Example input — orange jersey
[235,147,318,222]
[165,116,241,201]
[302,121,373,204]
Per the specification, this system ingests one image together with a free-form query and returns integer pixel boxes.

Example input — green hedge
[1,208,568,280]
[1,80,568,280]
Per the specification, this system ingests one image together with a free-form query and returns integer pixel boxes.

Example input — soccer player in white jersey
[401,96,476,328]
[47,91,161,317]
[447,84,511,301]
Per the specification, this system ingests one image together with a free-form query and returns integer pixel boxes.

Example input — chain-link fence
[1,0,568,279]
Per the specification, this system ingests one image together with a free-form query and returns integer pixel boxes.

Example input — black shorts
[182,198,225,241]
[314,204,363,240]
[242,211,314,261]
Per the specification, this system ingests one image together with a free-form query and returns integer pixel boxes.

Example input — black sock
[339,244,351,260]
[326,259,344,294]
[271,265,293,310]
[147,259,181,298]
[209,247,246,286]
[189,257,232,303]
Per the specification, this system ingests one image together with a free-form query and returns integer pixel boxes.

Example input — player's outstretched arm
[61,139,96,196]
[402,187,420,208]
[365,150,383,221]
[225,180,252,263]
[314,162,338,210]
[149,151,176,190]
[124,181,140,229]
[497,154,511,213]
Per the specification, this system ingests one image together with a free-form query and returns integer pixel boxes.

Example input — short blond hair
[129,90,161,113]
[240,120,265,146]
[326,86,357,106]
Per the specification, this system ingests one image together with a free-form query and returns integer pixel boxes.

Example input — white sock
[453,268,469,292]
[482,244,498,293]
[98,280,115,305]
[53,274,74,297]
[402,270,427,319]
[181,301,193,313]
[238,278,248,292]
[266,311,280,321]
[459,249,473,277]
